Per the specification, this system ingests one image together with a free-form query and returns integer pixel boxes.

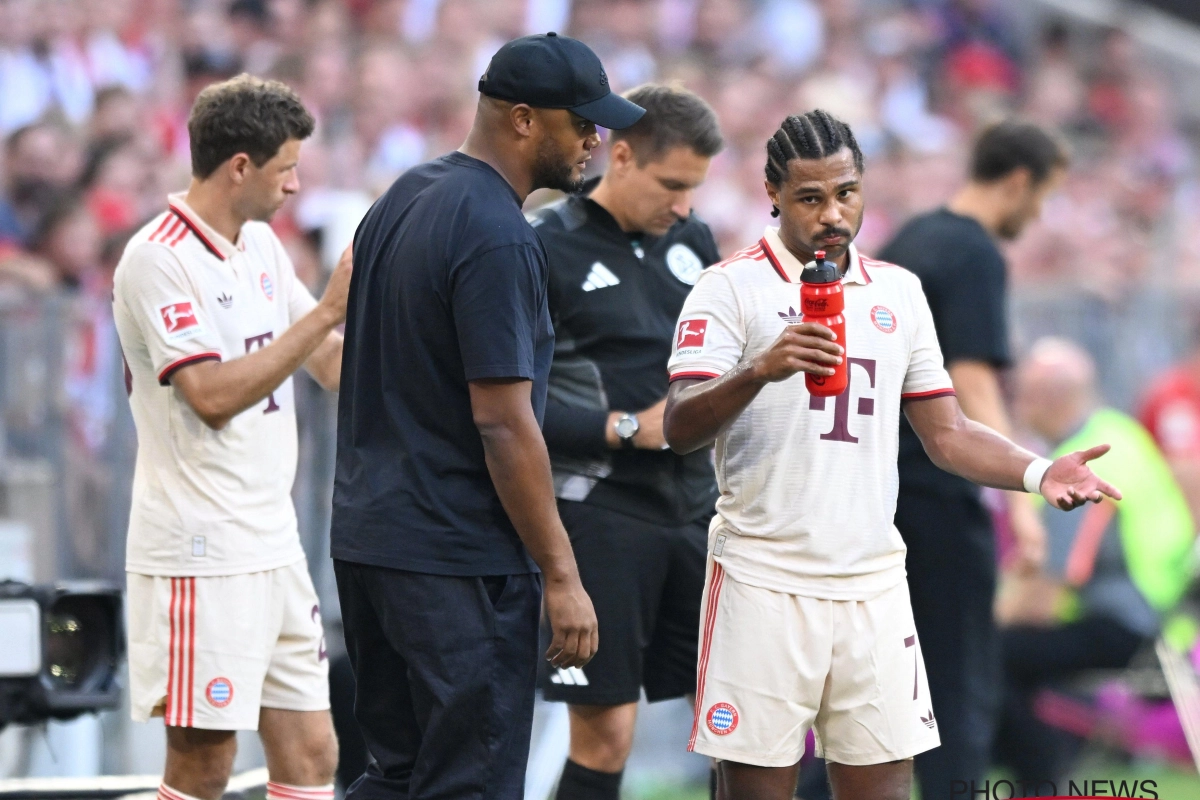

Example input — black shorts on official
[540,499,709,705]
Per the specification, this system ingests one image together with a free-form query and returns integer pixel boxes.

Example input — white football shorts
[689,558,941,767]
[127,558,330,730]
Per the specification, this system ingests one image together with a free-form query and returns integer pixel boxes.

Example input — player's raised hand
[319,244,353,324]
[751,322,844,383]
[1039,444,1122,511]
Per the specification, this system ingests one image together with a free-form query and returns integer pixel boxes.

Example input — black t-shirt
[877,207,1011,498]
[529,189,720,525]
[331,152,552,575]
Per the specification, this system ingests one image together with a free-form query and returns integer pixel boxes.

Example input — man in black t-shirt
[331,35,643,799]
[877,121,1067,800]
[527,84,723,800]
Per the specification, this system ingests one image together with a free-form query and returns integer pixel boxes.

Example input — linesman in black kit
[528,84,723,800]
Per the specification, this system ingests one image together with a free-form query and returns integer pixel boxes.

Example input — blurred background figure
[1139,327,1200,525]
[996,337,1195,782]
[877,120,1067,800]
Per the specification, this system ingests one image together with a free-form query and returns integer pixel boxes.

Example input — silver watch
[615,413,640,447]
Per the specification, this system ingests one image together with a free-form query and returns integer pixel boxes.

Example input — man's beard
[531,138,584,194]
[997,212,1025,240]
[11,178,57,208]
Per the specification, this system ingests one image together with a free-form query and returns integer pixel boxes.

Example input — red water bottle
[800,249,847,397]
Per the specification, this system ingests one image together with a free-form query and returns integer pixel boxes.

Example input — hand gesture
[319,244,353,324]
[1040,444,1122,511]
[751,323,844,383]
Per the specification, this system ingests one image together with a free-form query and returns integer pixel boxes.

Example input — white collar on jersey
[760,226,871,286]
[166,192,244,260]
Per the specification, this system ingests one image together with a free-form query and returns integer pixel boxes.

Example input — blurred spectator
[0,0,1179,293]
[32,193,104,287]
[228,0,281,76]
[80,135,148,235]
[32,192,123,576]
[881,119,1068,800]
[1139,329,1200,523]
[996,337,1194,781]
[0,122,82,246]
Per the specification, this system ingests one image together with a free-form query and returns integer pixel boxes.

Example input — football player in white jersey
[662,110,1120,800]
[112,75,350,800]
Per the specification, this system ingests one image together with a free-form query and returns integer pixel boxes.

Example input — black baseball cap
[478,33,645,130]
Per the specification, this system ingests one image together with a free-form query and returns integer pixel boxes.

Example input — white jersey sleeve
[115,242,226,385]
[668,268,746,381]
[901,277,955,399]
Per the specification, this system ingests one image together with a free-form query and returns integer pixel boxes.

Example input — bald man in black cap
[331,34,644,799]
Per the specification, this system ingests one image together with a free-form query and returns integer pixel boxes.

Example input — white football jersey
[113,193,318,577]
[667,227,955,599]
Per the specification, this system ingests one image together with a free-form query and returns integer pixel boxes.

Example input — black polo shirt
[331,152,551,575]
[878,207,1011,498]
[529,186,720,525]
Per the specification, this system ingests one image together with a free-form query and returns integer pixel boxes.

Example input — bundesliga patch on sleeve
[158,301,205,341]
[676,318,709,356]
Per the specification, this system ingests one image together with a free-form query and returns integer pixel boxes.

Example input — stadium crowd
[2,0,1200,787]
[0,0,1193,298]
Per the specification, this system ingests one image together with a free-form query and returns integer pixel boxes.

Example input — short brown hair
[970,120,1069,185]
[187,74,315,179]
[609,84,723,165]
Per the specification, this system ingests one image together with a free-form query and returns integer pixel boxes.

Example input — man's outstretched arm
[904,395,1121,510]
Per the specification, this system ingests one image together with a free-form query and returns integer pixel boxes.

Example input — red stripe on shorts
[688,561,725,751]
[166,578,177,725]
[187,577,196,727]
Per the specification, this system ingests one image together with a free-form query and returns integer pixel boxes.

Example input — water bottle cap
[801,250,840,284]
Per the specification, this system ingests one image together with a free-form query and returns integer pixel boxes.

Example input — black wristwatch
[614,413,639,449]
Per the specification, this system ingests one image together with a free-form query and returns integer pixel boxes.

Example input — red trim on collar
[167,205,226,261]
[856,257,872,284]
[758,237,792,283]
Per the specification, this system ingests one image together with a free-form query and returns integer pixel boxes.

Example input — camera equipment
[0,580,123,730]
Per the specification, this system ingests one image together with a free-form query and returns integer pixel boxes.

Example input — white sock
[158,785,205,800]
[266,781,335,800]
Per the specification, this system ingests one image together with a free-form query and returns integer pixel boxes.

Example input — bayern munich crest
[706,702,739,735]
[206,677,234,708]
[260,272,274,300]
[871,305,897,333]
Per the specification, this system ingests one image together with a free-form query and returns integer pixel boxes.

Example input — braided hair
[764,110,864,217]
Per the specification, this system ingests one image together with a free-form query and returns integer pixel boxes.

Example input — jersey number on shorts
[809,358,876,443]
[245,333,281,413]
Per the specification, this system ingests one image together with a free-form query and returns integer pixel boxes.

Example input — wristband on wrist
[1023,457,1053,494]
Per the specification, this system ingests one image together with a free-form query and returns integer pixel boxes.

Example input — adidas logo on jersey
[921,709,936,729]
[549,666,589,686]
[581,262,620,292]
[218,293,233,309]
